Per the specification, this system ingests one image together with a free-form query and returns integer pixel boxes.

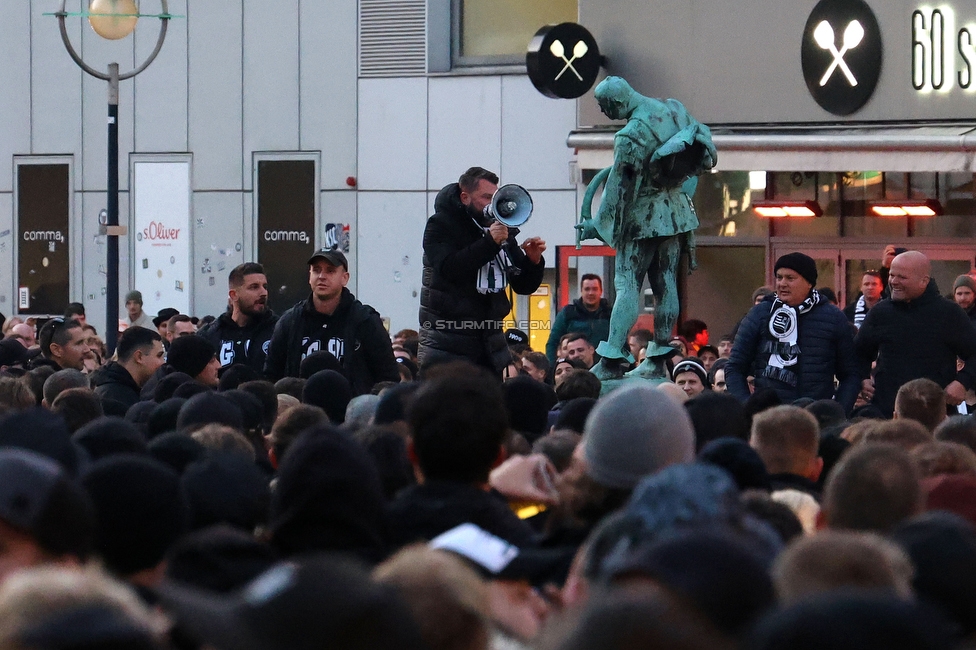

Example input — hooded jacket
[418,183,545,372]
[90,361,142,412]
[263,288,399,395]
[197,309,278,376]
[855,279,976,417]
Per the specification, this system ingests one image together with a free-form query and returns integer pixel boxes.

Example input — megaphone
[487,184,533,227]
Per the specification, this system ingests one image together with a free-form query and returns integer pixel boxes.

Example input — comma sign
[801,0,883,115]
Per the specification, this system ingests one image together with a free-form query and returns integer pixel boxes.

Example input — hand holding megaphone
[488,221,509,244]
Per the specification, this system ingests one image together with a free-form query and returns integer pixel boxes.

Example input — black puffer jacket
[418,183,544,372]
[89,362,141,412]
[855,280,976,417]
[263,289,399,395]
[726,294,860,413]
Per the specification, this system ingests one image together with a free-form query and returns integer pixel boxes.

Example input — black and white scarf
[852,294,868,329]
[473,218,511,294]
[760,290,820,387]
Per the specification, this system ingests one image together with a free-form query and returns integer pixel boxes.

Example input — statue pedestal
[590,346,673,396]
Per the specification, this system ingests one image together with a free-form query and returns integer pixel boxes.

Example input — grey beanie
[954,275,976,293]
[582,384,696,490]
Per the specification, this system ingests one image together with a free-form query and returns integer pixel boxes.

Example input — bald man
[855,251,976,416]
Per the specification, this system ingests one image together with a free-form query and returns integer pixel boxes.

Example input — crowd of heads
[1,276,976,649]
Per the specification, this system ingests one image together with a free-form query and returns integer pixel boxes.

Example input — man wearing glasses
[33,318,93,372]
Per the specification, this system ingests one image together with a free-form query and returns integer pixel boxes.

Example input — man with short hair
[264,249,399,394]
[388,369,536,548]
[545,274,611,364]
[843,271,884,329]
[64,303,86,327]
[821,443,923,533]
[34,319,93,372]
[418,167,546,375]
[8,323,36,348]
[727,252,860,412]
[564,333,596,369]
[750,405,823,498]
[166,314,196,342]
[198,263,279,377]
[153,308,180,345]
[856,251,976,417]
[124,291,154,331]
[41,369,89,408]
[89,327,165,412]
[894,378,947,433]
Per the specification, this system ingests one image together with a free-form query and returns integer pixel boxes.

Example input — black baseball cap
[307,248,348,269]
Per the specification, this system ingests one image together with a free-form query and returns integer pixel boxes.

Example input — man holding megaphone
[419,166,546,375]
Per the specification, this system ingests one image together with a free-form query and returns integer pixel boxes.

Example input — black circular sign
[527,23,601,99]
[801,0,882,115]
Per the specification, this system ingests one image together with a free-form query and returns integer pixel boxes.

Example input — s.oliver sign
[132,161,191,317]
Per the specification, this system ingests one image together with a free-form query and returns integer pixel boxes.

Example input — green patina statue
[576,76,717,383]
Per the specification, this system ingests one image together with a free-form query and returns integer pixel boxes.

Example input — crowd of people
[2,207,976,648]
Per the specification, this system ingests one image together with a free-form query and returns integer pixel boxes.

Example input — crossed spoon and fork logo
[549,39,588,81]
[813,19,864,86]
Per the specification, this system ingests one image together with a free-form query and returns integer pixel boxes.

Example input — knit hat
[954,274,976,292]
[72,416,148,461]
[505,328,529,347]
[582,384,696,489]
[671,357,709,386]
[181,453,271,532]
[0,338,30,367]
[774,252,818,287]
[167,336,217,379]
[302,370,353,424]
[0,448,94,559]
[177,393,244,433]
[153,372,194,403]
[124,290,143,305]
[148,398,186,439]
[82,454,188,576]
[698,438,771,491]
[147,432,207,475]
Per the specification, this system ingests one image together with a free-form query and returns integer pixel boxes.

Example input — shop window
[681,246,765,340]
[453,0,577,65]
[914,172,976,237]
[692,171,768,238]
[769,172,840,238]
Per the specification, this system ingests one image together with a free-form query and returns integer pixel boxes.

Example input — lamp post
[55,0,169,355]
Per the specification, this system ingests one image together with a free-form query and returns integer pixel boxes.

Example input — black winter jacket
[90,361,142,412]
[387,480,538,550]
[418,183,544,372]
[727,294,860,413]
[854,280,976,417]
[263,289,399,395]
[197,310,279,376]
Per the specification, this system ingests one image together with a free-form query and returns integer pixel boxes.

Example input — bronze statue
[576,76,716,382]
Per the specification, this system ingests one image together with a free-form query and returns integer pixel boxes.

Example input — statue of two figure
[576,76,717,383]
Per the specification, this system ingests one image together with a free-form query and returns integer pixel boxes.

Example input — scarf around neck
[761,289,821,387]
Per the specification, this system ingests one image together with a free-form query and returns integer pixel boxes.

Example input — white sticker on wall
[18,287,29,310]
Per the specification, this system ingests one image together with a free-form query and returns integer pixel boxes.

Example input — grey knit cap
[582,384,696,489]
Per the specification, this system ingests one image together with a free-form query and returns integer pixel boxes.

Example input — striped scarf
[473,218,511,294]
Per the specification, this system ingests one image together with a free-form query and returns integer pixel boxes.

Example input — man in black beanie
[167,336,220,388]
[726,252,860,413]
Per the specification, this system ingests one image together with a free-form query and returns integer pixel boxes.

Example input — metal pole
[107,63,120,355]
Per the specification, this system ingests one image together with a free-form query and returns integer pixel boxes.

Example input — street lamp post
[55,0,169,355]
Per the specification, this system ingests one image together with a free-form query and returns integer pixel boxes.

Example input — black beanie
[167,337,217,379]
[774,252,818,287]
[147,432,207,475]
[181,453,271,532]
[148,398,187,439]
[0,408,80,476]
[302,371,353,424]
[72,417,148,461]
[503,376,555,441]
[81,454,188,576]
[177,393,244,433]
[153,372,194,403]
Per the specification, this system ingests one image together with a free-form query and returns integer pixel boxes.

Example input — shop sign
[801,0,884,115]
[527,23,602,99]
[912,6,976,91]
